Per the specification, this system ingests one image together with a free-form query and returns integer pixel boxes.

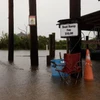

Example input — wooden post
[47,34,52,66]
[47,33,55,66]
[70,0,81,54]
[86,36,89,49]
[29,0,38,68]
[97,31,100,50]
[49,34,52,59]
[70,0,82,78]
[67,38,70,53]
[49,33,55,59]
[8,0,14,63]
[52,33,55,58]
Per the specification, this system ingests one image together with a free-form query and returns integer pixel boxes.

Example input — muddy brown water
[0,50,99,100]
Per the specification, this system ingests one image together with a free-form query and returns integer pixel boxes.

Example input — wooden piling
[29,0,38,67]
[8,0,14,63]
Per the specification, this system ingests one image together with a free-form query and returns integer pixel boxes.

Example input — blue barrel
[51,59,68,77]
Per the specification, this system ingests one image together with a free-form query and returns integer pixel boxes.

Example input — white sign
[60,23,78,38]
[29,16,36,25]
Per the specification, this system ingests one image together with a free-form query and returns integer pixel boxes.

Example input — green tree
[38,36,49,50]
[0,33,8,49]
[55,40,67,49]
[14,34,30,50]
[0,33,68,50]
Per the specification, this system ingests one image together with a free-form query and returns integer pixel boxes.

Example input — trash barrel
[51,59,66,77]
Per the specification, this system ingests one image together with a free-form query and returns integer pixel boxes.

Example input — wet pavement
[0,50,100,100]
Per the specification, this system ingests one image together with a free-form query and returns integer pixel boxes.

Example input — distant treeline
[0,33,67,50]
[0,33,96,50]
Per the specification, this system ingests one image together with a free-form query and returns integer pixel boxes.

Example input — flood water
[0,50,100,100]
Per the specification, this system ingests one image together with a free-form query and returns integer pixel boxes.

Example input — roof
[17,32,26,37]
[58,10,100,31]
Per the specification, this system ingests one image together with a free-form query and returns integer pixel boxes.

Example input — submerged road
[0,50,100,100]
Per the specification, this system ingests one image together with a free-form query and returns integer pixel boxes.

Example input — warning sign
[29,16,36,25]
[60,23,78,38]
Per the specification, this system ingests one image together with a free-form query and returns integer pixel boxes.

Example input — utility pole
[29,0,38,68]
[8,0,14,63]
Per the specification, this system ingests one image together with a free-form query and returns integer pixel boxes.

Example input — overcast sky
[0,0,100,40]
